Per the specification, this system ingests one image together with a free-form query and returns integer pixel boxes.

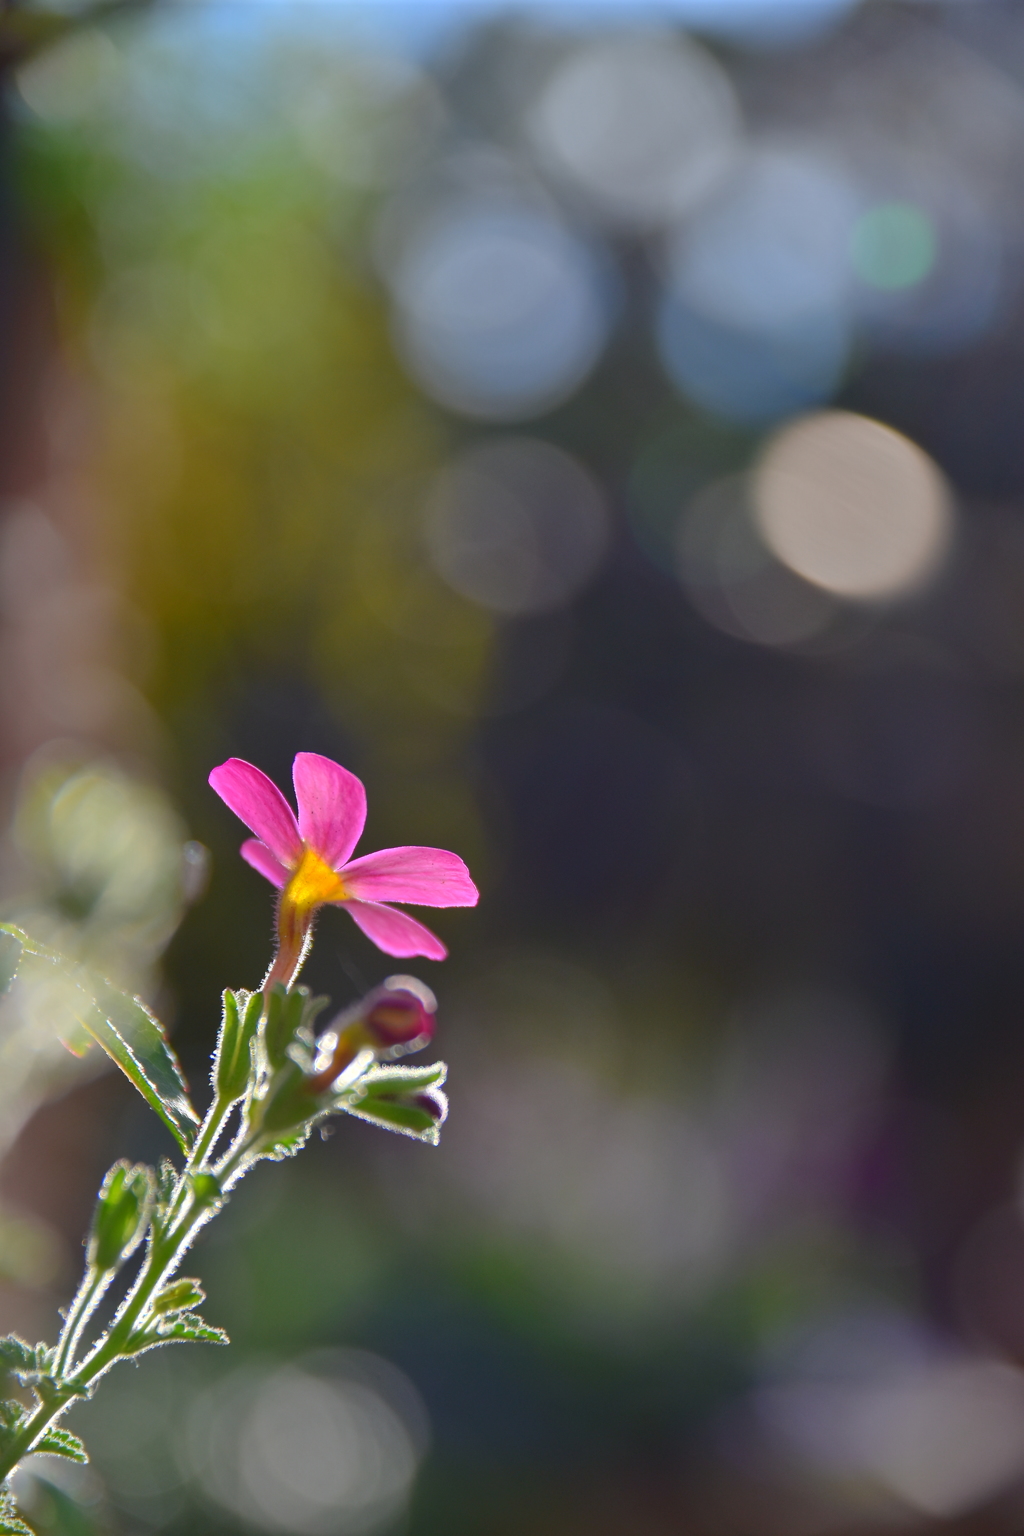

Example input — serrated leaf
[0,1338,58,1389]
[0,1337,36,1374]
[0,1487,32,1536]
[126,1312,228,1354]
[158,1313,228,1345]
[0,925,199,1153]
[0,1512,33,1535]
[0,1402,25,1437]
[34,1427,87,1463]
[0,933,21,999]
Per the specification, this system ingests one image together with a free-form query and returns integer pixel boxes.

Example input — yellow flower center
[283,844,348,911]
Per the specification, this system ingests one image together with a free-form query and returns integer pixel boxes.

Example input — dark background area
[5,2,1024,1532]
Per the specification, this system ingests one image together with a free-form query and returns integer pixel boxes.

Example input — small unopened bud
[152,1277,205,1315]
[87,1161,154,1273]
[213,989,261,1101]
[364,977,436,1052]
[307,977,436,1095]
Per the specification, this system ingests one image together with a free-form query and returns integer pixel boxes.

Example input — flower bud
[151,1277,205,1315]
[87,1161,154,1273]
[212,988,261,1102]
[363,977,436,1052]
[307,977,436,1095]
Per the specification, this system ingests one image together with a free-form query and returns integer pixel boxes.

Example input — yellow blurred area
[88,164,492,788]
[7,6,1024,1536]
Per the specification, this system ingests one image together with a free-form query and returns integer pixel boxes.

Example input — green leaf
[78,979,198,1154]
[34,1427,87,1463]
[125,1312,228,1354]
[155,1313,228,1345]
[0,1402,25,1441]
[352,1062,448,1098]
[341,1061,448,1144]
[0,1338,57,1388]
[0,925,198,1153]
[0,1511,33,1535]
[0,933,21,999]
[0,1486,32,1536]
[0,1337,37,1375]
[344,1096,444,1142]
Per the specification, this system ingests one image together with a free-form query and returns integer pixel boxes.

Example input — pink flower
[209,753,477,988]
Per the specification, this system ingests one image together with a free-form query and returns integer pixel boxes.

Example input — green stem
[157,1092,235,1237]
[52,1267,109,1378]
[0,1398,63,1486]
[0,1229,186,1485]
[1,1142,244,1486]
[0,1090,295,1485]
[190,1093,236,1171]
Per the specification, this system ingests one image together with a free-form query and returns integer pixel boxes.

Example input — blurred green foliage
[6,8,1024,1536]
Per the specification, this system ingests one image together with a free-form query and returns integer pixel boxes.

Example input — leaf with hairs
[125,1312,228,1355]
[154,1314,228,1346]
[0,1338,37,1376]
[0,1486,32,1536]
[0,1403,25,1449]
[0,1512,33,1535]
[0,925,198,1152]
[34,1427,87,1463]
[0,1338,57,1389]
[78,979,198,1153]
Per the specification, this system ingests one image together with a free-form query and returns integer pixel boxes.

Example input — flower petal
[209,759,302,865]
[341,846,478,908]
[293,753,367,868]
[342,899,448,960]
[240,838,289,889]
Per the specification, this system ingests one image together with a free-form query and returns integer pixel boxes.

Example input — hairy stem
[0,1195,212,1485]
[52,1267,110,1378]
[0,1103,255,1487]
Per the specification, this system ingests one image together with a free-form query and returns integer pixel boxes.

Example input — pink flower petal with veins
[341,846,478,908]
[344,899,448,960]
[240,838,290,889]
[293,752,367,868]
[209,759,302,865]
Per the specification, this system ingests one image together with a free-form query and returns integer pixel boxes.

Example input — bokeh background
[5,0,1024,1531]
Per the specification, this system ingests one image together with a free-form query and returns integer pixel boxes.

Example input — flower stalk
[0,754,471,1523]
